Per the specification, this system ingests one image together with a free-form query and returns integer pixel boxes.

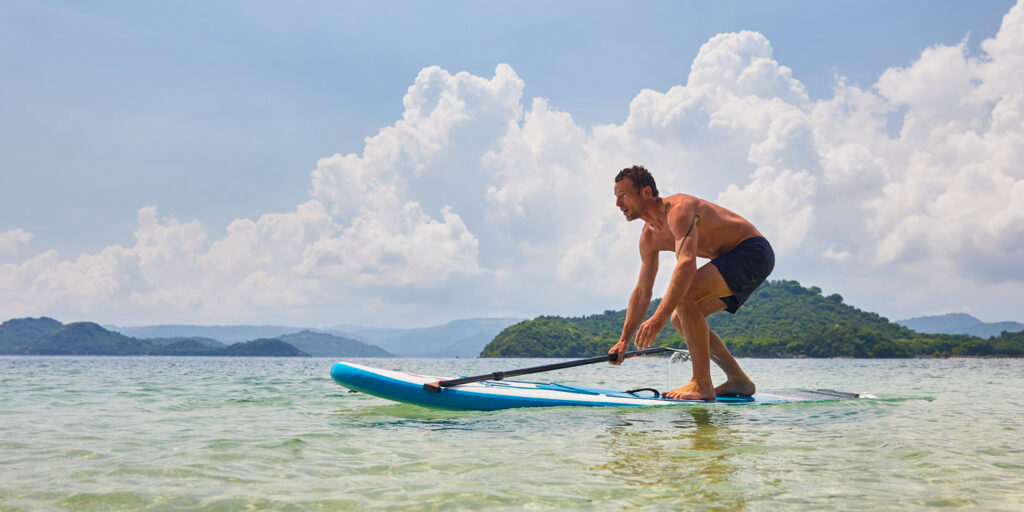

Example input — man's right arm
[609,242,659,364]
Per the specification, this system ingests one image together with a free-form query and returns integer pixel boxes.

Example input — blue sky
[1,1,1022,327]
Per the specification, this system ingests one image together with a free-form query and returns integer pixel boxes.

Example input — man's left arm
[633,208,700,350]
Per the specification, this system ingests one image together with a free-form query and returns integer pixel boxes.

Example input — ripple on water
[1,356,1023,511]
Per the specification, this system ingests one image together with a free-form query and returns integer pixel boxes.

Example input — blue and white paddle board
[330,361,870,411]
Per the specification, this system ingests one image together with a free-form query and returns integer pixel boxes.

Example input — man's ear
[641,186,653,199]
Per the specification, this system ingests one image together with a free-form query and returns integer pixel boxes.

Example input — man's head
[614,165,659,197]
[614,165,659,221]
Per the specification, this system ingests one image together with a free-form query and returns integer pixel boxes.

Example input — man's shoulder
[664,193,700,207]
[637,223,661,248]
[664,194,701,220]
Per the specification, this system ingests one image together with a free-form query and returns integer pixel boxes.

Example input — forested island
[480,280,1024,358]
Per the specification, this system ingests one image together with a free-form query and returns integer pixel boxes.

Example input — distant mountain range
[5,317,524,358]
[0,318,400,357]
[896,313,1024,339]
[107,317,523,357]
[279,330,392,357]
[107,324,309,343]
[0,318,309,356]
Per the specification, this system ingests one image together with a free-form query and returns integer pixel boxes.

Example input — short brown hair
[615,165,658,197]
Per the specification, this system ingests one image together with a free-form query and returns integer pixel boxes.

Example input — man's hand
[608,341,629,365]
[635,312,668,350]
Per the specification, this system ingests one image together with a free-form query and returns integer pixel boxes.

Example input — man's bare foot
[715,378,756,397]
[664,381,715,401]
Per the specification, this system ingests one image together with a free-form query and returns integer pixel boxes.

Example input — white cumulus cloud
[0,228,32,254]
[3,1,1024,325]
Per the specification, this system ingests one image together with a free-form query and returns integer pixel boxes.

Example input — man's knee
[699,298,727,317]
[671,300,702,326]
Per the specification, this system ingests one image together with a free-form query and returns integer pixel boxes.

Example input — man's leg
[706,326,756,396]
[670,301,756,396]
[663,262,733,400]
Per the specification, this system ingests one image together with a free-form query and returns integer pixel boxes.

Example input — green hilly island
[481,280,1024,358]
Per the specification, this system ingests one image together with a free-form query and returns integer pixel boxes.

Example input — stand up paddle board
[331,361,870,411]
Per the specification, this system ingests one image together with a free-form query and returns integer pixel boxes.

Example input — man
[608,165,774,400]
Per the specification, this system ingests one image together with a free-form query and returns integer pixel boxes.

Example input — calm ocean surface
[1,356,1021,511]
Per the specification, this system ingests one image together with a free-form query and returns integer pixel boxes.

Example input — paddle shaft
[424,347,671,392]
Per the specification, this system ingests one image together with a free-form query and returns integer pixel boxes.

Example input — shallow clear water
[1,356,1021,511]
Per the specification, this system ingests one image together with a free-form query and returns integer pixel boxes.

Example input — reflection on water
[595,407,757,508]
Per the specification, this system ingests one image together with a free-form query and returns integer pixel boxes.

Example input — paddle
[423,346,672,392]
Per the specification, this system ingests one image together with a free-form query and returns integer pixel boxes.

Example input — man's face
[614,178,644,221]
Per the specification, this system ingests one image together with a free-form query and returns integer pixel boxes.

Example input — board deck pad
[331,361,870,411]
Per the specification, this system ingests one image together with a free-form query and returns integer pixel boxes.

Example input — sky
[1,0,1022,328]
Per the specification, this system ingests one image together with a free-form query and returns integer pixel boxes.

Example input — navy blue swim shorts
[710,236,774,314]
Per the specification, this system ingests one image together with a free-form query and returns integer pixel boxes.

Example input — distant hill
[1,319,310,357]
[278,330,392,357]
[0,317,63,352]
[481,280,1024,358]
[132,337,308,357]
[27,322,153,355]
[108,324,307,343]
[330,317,524,357]
[897,313,1024,339]
[146,336,225,348]
[157,338,221,355]
[219,338,309,357]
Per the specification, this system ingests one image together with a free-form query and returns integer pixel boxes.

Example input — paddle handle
[424,347,671,392]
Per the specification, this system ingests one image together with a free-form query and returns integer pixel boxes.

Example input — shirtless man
[607,165,774,400]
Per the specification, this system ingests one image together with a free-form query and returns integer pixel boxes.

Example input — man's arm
[608,238,659,364]
[634,207,700,350]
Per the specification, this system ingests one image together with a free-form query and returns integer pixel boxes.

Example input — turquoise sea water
[1,356,1022,511]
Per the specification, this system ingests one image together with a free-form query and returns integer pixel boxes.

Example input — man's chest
[646,226,680,252]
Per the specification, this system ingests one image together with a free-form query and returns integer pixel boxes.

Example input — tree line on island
[479,280,1024,358]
